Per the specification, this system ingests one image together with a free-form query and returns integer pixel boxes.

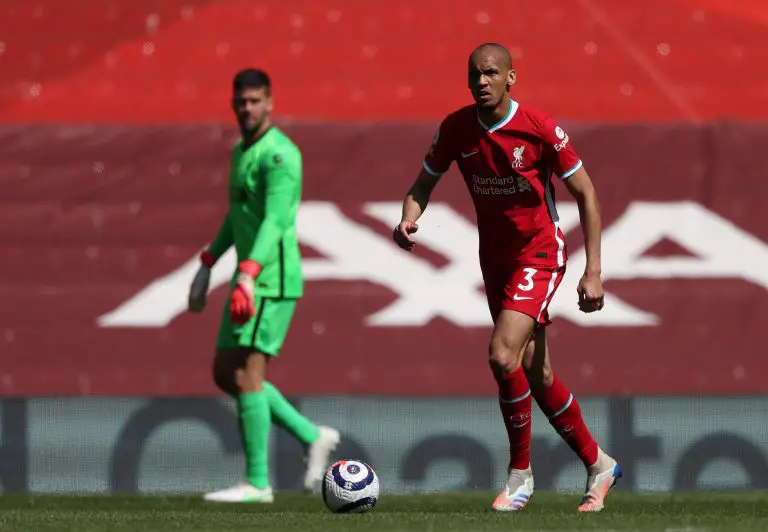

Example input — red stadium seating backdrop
[1,0,767,123]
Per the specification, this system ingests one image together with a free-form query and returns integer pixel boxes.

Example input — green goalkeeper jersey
[208,126,303,298]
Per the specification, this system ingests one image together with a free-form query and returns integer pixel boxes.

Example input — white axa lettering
[97,201,768,329]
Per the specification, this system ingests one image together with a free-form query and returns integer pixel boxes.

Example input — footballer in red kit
[424,101,579,325]
[394,43,622,512]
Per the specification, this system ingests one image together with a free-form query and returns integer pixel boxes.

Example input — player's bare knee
[488,309,535,375]
[488,339,524,375]
[212,350,244,396]
[236,367,264,392]
[236,353,267,392]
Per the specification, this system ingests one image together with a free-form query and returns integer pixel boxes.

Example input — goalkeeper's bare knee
[235,352,268,393]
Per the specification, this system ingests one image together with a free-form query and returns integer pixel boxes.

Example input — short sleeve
[423,117,455,176]
[541,117,582,179]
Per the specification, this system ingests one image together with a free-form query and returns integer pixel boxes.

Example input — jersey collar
[477,98,519,133]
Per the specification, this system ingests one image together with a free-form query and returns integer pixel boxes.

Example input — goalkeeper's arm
[200,214,234,267]
[188,214,232,312]
[240,151,299,277]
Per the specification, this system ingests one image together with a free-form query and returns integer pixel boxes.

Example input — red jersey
[423,100,582,273]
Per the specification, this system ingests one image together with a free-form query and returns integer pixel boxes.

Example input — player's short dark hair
[233,68,271,95]
[471,42,513,69]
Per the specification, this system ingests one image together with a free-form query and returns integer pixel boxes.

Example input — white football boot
[492,466,535,511]
[203,482,274,503]
[577,448,622,512]
[303,426,341,491]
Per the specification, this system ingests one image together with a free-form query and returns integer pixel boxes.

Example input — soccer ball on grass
[321,459,379,513]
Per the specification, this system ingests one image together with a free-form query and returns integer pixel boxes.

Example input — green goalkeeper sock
[263,381,320,445]
[238,391,271,489]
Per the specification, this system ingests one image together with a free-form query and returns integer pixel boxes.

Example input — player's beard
[239,110,270,139]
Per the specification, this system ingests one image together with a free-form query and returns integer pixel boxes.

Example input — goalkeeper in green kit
[187,68,340,503]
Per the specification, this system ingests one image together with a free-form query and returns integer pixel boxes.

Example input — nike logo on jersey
[461,150,478,158]
[513,294,533,301]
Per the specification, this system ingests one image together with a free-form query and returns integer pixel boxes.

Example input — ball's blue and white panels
[322,459,379,514]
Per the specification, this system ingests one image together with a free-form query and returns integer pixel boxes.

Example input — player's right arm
[204,214,234,263]
[188,214,233,313]
[394,118,455,251]
[395,169,441,250]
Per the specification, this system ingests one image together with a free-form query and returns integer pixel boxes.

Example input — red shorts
[484,266,566,326]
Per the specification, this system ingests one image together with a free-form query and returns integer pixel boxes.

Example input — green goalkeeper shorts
[216,296,298,355]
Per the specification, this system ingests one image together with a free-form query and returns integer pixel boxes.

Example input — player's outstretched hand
[393,221,419,252]
[577,273,604,313]
[188,265,211,313]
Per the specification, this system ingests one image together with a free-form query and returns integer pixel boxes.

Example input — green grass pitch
[1,492,767,531]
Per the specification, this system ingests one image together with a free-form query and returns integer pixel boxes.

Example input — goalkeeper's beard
[239,113,271,141]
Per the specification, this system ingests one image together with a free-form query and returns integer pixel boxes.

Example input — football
[321,459,380,513]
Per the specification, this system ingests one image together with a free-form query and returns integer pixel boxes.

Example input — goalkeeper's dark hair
[233,68,271,95]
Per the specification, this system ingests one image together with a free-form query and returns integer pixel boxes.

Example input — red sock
[496,367,532,471]
[531,373,598,467]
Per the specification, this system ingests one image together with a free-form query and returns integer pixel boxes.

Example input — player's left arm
[565,168,604,313]
[543,119,604,313]
[205,214,234,261]
[244,149,300,275]
[563,167,602,278]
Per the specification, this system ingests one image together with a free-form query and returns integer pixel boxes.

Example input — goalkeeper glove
[188,250,217,313]
[229,260,262,325]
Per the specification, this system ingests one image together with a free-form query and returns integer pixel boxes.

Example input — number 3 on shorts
[517,267,537,292]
